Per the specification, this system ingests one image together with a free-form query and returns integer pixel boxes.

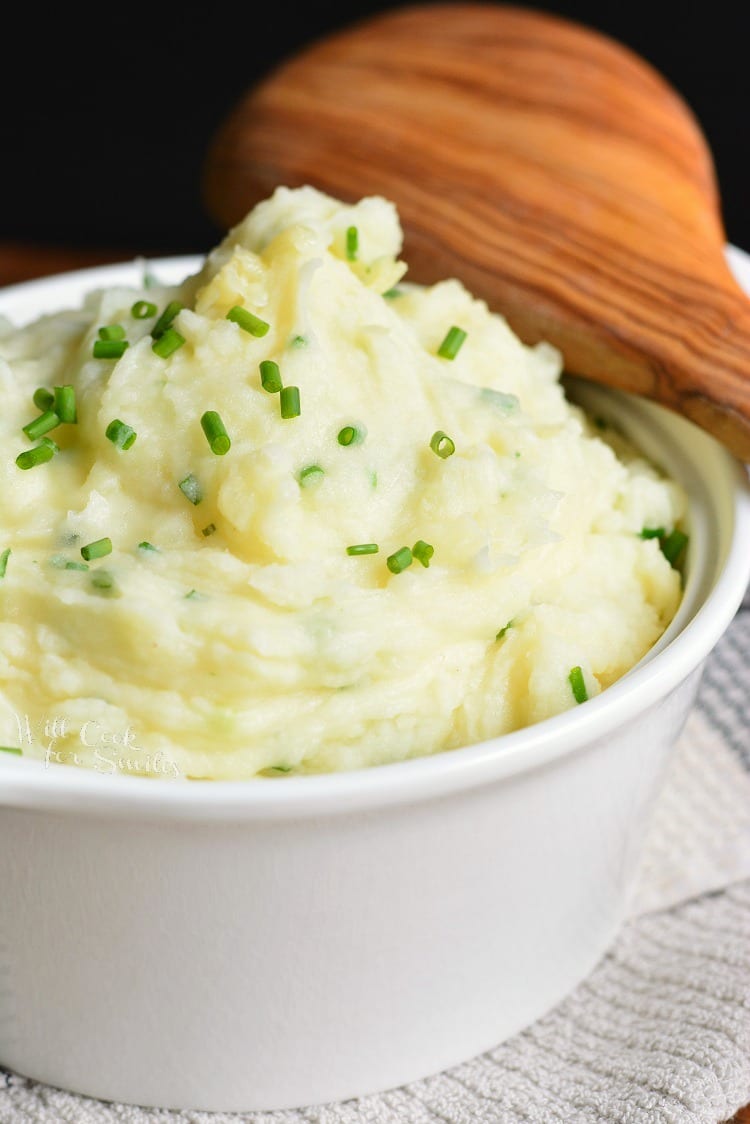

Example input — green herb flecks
[226,305,269,337]
[568,665,589,704]
[201,411,231,456]
[437,325,467,360]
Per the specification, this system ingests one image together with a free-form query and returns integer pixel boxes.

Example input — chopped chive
[437,325,467,360]
[131,299,157,319]
[40,436,59,454]
[298,464,324,487]
[98,323,126,341]
[90,570,115,592]
[178,473,202,505]
[200,410,231,455]
[16,444,55,470]
[23,410,60,441]
[279,385,301,419]
[143,269,159,289]
[151,300,182,339]
[65,560,89,571]
[201,523,216,537]
[259,359,283,393]
[430,430,455,459]
[640,526,665,539]
[33,387,54,411]
[338,424,366,447]
[412,540,434,568]
[0,745,22,756]
[226,305,270,337]
[660,529,688,567]
[54,385,77,424]
[290,334,307,348]
[0,548,10,578]
[568,665,589,704]
[269,764,293,773]
[93,339,129,359]
[496,619,514,641]
[81,537,112,562]
[345,225,359,261]
[386,546,412,574]
[347,543,379,556]
[185,589,205,601]
[152,328,185,358]
[105,418,137,450]
[383,287,402,299]
[138,541,159,552]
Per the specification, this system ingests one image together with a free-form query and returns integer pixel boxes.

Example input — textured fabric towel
[1,587,749,1124]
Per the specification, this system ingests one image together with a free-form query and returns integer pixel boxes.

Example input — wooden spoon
[203,2,750,461]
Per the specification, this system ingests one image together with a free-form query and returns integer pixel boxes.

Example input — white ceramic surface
[1,253,749,1113]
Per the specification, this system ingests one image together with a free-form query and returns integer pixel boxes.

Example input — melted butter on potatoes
[0,186,686,779]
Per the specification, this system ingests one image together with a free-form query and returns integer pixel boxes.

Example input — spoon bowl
[204,2,750,460]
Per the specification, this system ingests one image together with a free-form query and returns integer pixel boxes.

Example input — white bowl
[1,256,749,1113]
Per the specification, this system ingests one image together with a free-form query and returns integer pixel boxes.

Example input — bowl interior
[0,258,749,813]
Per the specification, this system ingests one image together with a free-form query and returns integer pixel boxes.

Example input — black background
[2,2,747,257]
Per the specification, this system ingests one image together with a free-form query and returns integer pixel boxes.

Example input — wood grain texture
[203,2,750,460]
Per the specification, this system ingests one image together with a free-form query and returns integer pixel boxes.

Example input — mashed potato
[0,187,686,779]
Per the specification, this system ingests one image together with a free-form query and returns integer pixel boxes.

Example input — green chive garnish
[0,745,22,756]
[437,326,467,359]
[40,436,59,454]
[138,541,159,552]
[298,464,324,487]
[201,410,231,455]
[259,360,283,393]
[640,527,665,539]
[386,546,413,574]
[98,324,126,341]
[226,305,270,337]
[568,666,589,704]
[0,548,10,578]
[93,339,129,360]
[106,419,137,450]
[345,225,359,261]
[496,620,514,641]
[201,523,216,537]
[33,387,54,412]
[660,529,688,567]
[338,425,366,446]
[23,411,60,441]
[65,561,89,571]
[279,385,301,419]
[81,537,112,562]
[383,287,402,299]
[178,473,202,505]
[430,430,455,459]
[131,300,157,319]
[54,385,77,424]
[185,589,204,601]
[16,444,55,470]
[152,328,185,358]
[90,570,115,593]
[412,540,434,568]
[151,300,182,339]
[347,543,379,556]
[290,334,307,348]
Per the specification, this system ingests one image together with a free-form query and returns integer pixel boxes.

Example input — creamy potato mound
[0,187,686,779]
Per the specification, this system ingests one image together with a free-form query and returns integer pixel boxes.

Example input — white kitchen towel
[1,587,749,1124]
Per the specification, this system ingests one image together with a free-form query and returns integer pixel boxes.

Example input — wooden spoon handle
[204,3,750,460]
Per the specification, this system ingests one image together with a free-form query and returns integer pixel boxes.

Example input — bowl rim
[1,254,749,820]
